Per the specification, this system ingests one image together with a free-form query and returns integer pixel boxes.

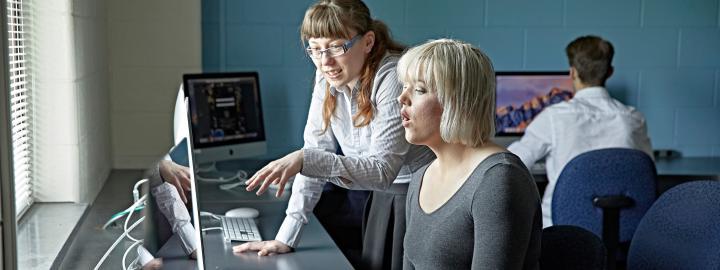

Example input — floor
[57,169,145,270]
[17,202,87,270]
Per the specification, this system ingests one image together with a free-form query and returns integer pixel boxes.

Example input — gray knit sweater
[403,152,541,270]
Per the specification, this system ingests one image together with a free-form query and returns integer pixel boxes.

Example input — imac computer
[493,71,573,147]
[182,72,266,165]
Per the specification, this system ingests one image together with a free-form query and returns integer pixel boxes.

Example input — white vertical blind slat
[6,0,32,218]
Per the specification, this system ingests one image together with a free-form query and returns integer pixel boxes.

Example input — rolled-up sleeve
[276,72,338,247]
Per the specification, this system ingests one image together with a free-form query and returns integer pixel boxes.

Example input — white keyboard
[221,216,262,242]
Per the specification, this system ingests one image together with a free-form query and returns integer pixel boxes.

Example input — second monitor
[494,72,573,133]
[183,72,266,165]
[493,71,573,147]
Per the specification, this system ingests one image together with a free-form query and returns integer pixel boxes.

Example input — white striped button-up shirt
[275,54,435,247]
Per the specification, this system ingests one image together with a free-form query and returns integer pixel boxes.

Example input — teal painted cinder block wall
[202,0,720,157]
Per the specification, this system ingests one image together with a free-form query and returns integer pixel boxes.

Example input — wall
[201,0,314,158]
[203,0,720,157]
[108,0,202,169]
[32,0,112,203]
[74,0,112,203]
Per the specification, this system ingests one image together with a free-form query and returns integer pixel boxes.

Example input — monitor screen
[183,72,266,164]
[495,71,574,136]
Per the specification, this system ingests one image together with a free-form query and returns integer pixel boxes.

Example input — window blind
[6,0,31,218]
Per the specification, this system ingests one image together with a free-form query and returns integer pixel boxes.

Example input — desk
[529,157,720,177]
[530,157,720,196]
[654,157,720,177]
[654,157,720,195]
[156,159,353,270]
[157,203,352,270]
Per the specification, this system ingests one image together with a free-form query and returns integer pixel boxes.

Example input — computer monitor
[182,72,266,165]
[493,71,573,146]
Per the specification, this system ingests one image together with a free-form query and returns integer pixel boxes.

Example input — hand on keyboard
[233,240,292,256]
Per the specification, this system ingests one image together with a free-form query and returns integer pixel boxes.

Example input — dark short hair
[565,35,614,86]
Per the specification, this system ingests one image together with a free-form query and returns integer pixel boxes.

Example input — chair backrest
[552,148,656,242]
[627,180,720,270]
[540,225,606,270]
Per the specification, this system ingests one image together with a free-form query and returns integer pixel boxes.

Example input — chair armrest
[593,195,634,209]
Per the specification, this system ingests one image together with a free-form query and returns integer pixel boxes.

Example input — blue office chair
[627,180,720,270]
[552,148,656,270]
[540,225,606,270]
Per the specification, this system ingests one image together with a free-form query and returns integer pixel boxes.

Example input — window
[6,0,32,218]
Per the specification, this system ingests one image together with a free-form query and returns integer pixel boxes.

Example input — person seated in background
[508,35,653,228]
[397,39,541,269]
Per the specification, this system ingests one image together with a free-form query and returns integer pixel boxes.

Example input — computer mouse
[224,207,260,219]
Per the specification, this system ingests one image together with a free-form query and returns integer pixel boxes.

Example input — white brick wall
[107,0,202,169]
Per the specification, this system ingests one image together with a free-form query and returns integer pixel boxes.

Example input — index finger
[245,169,269,191]
[256,172,280,196]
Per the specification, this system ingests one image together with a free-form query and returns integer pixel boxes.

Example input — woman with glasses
[236,1,434,269]
[397,39,541,269]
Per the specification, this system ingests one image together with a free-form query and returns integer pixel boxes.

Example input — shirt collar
[328,82,358,97]
[573,86,610,99]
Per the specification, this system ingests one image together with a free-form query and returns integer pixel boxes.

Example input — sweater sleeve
[470,163,540,270]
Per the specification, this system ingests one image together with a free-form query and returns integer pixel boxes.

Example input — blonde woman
[397,39,541,269]
[237,1,434,269]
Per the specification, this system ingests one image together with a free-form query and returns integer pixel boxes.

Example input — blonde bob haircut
[397,39,496,147]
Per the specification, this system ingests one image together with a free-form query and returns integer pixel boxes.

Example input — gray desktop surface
[527,156,720,196]
[157,203,353,270]
[654,157,720,177]
[528,156,720,178]
[194,158,294,203]
[158,158,353,270]
[197,203,351,270]
[195,179,292,203]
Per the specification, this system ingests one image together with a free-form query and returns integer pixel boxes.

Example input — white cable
[196,169,248,183]
[124,195,147,242]
[200,211,222,220]
[132,179,148,202]
[123,195,147,242]
[102,198,146,230]
[122,240,143,270]
[94,216,145,270]
[102,212,127,230]
[195,162,216,173]
[202,227,223,232]
[219,179,249,190]
[127,257,140,270]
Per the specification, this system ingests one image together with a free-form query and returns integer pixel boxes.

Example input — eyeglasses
[306,34,363,59]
